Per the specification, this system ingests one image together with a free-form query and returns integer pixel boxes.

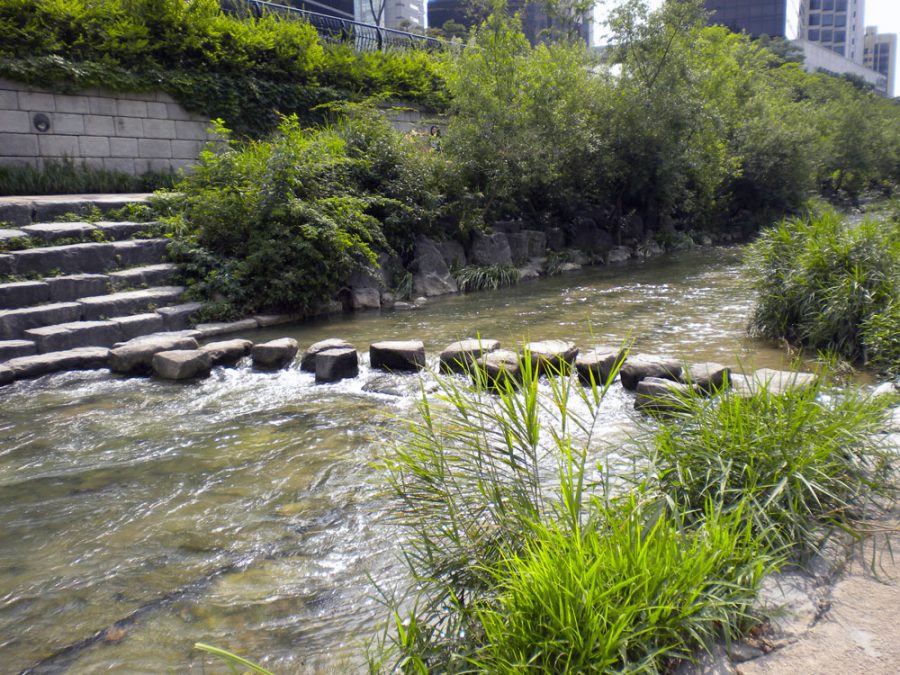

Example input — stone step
[20,222,97,243]
[11,220,160,245]
[6,238,168,276]
[0,302,82,340]
[0,228,28,244]
[46,274,110,303]
[0,193,151,228]
[0,280,51,310]
[2,347,110,381]
[95,221,160,241]
[108,264,179,290]
[77,286,185,321]
[25,320,122,354]
[0,339,36,361]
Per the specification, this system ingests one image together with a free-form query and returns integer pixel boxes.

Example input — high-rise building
[355,0,425,31]
[801,0,865,62]
[864,26,897,97]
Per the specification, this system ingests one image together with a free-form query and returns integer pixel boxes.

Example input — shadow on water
[0,248,801,672]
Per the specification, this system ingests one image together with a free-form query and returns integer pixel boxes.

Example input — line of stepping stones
[0,333,815,414]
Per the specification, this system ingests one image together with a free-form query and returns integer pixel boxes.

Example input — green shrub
[646,377,895,558]
[746,207,900,373]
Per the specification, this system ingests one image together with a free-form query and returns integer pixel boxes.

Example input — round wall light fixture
[33,113,51,133]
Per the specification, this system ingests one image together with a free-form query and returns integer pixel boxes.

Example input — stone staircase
[0,195,201,365]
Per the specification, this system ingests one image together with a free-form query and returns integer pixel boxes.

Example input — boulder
[507,231,547,264]
[619,354,682,391]
[300,338,354,372]
[637,240,664,258]
[518,257,544,281]
[575,348,626,386]
[201,339,253,367]
[635,377,694,414]
[523,340,578,376]
[546,227,565,252]
[569,223,613,256]
[411,237,458,297]
[315,347,359,383]
[730,368,817,397]
[439,338,501,374]
[152,349,212,380]
[684,362,731,394]
[472,349,521,390]
[251,338,299,370]
[350,287,381,311]
[109,334,200,374]
[434,240,467,270]
[370,340,426,372]
[607,246,631,263]
[469,232,512,266]
[5,347,109,380]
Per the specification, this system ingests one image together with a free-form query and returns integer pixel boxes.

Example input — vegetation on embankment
[370,357,896,671]
[0,0,448,136]
[747,204,900,377]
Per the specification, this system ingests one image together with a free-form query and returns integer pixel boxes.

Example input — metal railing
[225,0,449,52]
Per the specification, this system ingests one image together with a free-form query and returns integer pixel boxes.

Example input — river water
[0,248,794,673]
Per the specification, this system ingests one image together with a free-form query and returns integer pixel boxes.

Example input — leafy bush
[452,263,520,292]
[0,0,448,136]
[646,377,895,558]
[746,207,900,373]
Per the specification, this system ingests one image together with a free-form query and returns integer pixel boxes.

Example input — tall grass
[746,207,900,375]
[452,264,521,293]
[371,354,782,672]
[645,376,896,559]
[0,158,176,196]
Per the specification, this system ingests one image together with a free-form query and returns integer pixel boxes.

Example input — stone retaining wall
[0,78,217,175]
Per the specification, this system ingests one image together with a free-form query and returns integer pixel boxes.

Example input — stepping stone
[635,377,695,414]
[25,320,122,353]
[0,302,82,340]
[315,347,359,383]
[575,347,626,386]
[156,302,202,330]
[252,338,299,370]
[684,362,731,393]
[730,369,817,397]
[0,339,36,361]
[472,349,521,390]
[46,274,109,302]
[0,280,50,309]
[524,339,578,375]
[300,338,354,372]
[152,349,212,380]
[108,264,179,290]
[201,339,253,367]
[4,347,110,380]
[370,340,426,372]
[21,222,96,243]
[619,354,682,391]
[109,333,201,374]
[439,338,501,374]
[194,318,257,338]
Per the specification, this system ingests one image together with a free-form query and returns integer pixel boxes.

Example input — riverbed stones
[370,340,426,372]
[300,339,354,372]
[524,339,578,375]
[634,377,694,413]
[152,349,212,380]
[251,337,299,370]
[619,354,682,391]
[575,348,626,386]
[315,347,359,383]
[109,334,200,374]
[684,362,731,393]
[4,347,109,380]
[201,339,253,367]
[473,349,521,390]
[439,338,501,374]
[730,368,818,397]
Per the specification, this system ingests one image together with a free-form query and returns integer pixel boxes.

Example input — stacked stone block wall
[0,79,216,175]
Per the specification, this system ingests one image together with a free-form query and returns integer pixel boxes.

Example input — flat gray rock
[731,369,818,397]
[252,338,299,370]
[684,362,731,393]
[300,338,354,372]
[254,314,302,328]
[575,347,626,386]
[473,349,521,390]
[439,338,501,374]
[315,347,359,383]
[152,349,212,380]
[634,377,694,414]
[619,354,682,391]
[201,339,253,367]
[4,347,109,380]
[524,339,579,375]
[194,318,258,338]
[370,340,426,372]
[109,334,200,374]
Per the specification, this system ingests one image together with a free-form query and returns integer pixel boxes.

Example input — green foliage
[646,377,895,557]
[452,263,520,292]
[170,111,444,318]
[746,207,900,373]
[194,642,273,675]
[0,0,448,136]
[0,157,175,196]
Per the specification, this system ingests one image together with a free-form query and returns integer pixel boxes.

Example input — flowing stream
[0,248,798,673]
